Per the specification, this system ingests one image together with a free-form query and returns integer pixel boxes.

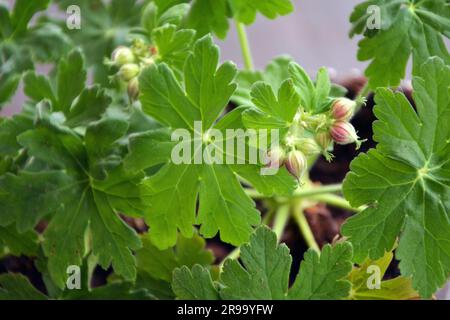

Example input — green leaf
[21,23,72,62]
[351,0,450,88]
[124,128,175,173]
[0,5,13,39]
[220,226,291,300]
[288,242,353,300]
[22,50,107,128]
[0,225,39,257]
[7,116,147,289]
[65,86,111,128]
[348,250,419,300]
[0,274,47,300]
[185,0,230,39]
[232,56,292,106]
[0,43,33,108]
[342,57,450,298]
[152,24,196,77]
[172,265,220,300]
[141,1,189,35]
[229,0,294,25]
[0,171,74,231]
[139,63,200,130]
[0,109,34,156]
[289,63,333,113]
[65,282,154,300]
[10,0,50,37]
[136,232,214,283]
[138,36,295,249]
[23,71,57,105]
[241,78,300,139]
[184,36,237,129]
[56,0,143,85]
[56,49,87,113]
[173,227,353,300]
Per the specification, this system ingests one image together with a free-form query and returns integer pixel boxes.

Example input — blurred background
[2,0,366,115]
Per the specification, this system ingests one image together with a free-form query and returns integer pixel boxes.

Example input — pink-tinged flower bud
[111,46,135,66]
[285,150,307,180]
[265,146,286,169]
[127,77,140,101]
[297,138,321,156]
[331,121,363,149]
[331,98,356,121]
[119,63,140,81]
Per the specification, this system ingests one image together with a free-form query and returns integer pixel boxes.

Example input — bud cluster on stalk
[264,97,364,180]
[328,98,365,149]
[107,39,158,102]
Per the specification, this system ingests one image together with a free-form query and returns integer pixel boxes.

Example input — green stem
[235,21,254,71]
[245,183,343,200]
[272,204,290,242]
[292,201,320,252]
[262,206,276,225]
[308,194,362,212]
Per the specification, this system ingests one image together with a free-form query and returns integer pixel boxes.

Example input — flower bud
[330,121,363,148]
[119,63,140,82]
[127,77,140,101]
[297,138,321,156]
[265,146,286,169]
[315,132,334,161]
[331,98,356,121]
[285,150,307,180]
[315,132,332,150]
[111,46,135,66]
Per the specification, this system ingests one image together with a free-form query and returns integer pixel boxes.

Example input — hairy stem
[292,201,320,252]
[235,21,254,71]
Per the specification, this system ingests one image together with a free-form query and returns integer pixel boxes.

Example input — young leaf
[233,56,293,106]
[289,63,334,113]
[152,24,196,77]
[347,250,419,300]
[342,57,450,298]
[229,0,294,25]
[350,0,450,88]
[23,49,109,127]
[185,0,230,39]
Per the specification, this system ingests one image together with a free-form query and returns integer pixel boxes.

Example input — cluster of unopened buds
[107,39,157,101]
[266,98,365,180]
